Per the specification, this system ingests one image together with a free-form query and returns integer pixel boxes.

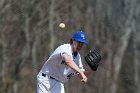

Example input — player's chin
[76,47,82,51]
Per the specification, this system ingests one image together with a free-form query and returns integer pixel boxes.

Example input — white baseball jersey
[40,44,85,83]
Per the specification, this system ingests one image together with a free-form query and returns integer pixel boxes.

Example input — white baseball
[59,23,65,28]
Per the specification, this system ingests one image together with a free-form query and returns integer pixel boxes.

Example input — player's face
[72,40,84,52]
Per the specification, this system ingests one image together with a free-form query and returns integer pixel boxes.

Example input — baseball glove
[85,49,101,71]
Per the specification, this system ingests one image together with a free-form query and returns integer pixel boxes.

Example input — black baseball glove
[85,49,101,71]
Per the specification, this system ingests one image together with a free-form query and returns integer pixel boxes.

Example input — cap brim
[75,39,87,43]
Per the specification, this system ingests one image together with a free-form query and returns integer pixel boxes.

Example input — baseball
[59,23,65,28]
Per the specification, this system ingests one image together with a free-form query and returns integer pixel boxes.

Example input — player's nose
[78,42,84,47]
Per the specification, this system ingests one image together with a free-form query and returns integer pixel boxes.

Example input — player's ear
[70,38,74,44]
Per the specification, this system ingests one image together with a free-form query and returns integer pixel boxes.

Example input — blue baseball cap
[73,31,87,43]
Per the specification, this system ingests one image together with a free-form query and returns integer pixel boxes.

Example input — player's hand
[81,78,87,84]
[79,72,88,83]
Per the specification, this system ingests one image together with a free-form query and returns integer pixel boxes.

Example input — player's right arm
[62,52,87,83]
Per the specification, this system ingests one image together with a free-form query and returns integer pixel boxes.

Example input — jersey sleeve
[59,45,72,58]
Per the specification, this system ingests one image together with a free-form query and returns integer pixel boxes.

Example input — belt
[41,73,58,81]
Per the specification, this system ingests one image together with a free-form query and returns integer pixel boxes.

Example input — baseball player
[37,31,93,93]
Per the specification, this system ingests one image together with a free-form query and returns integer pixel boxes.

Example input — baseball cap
[73,31,87,43]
